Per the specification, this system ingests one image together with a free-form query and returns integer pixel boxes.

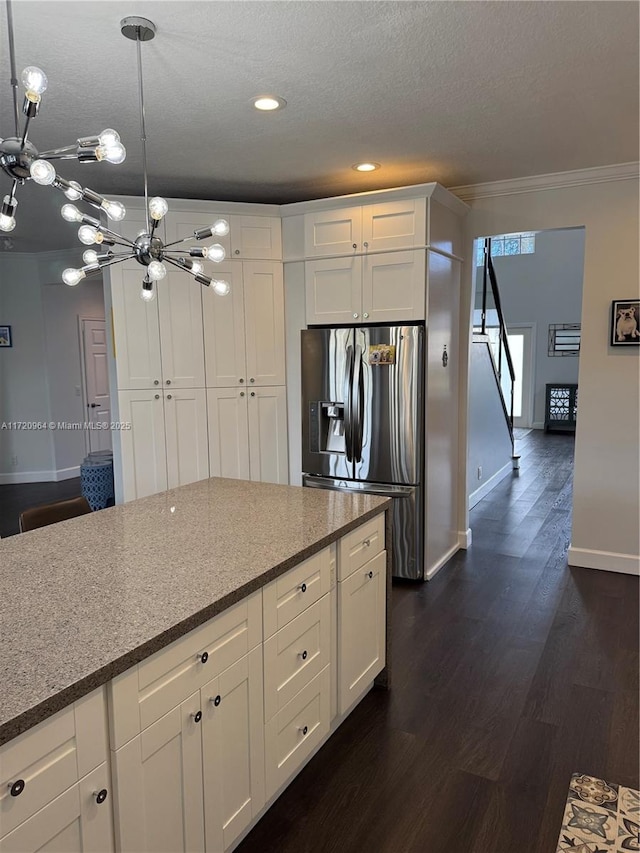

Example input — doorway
[506,324,535,428]
[79,318,112,454]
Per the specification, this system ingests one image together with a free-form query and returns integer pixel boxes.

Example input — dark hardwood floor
[0,478,82,538]
[238,431,639,853]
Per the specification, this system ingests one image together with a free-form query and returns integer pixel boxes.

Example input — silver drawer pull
[363,538,371,547]
[298,582,307,593]
[8,780,25,797]
[298,725,308,736]
[299,650,308,661]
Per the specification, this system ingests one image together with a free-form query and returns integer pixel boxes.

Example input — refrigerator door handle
[352,344,364,462]
[344,344,355,463]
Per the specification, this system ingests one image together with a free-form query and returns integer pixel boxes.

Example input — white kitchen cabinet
[304,199,426,257]
[202,648,265,852]
[207,386,288,485]
[230,215,282,260]
[109,260,205,391]
[305,250,425,325]
[337,549,386,715]
[164,209,232,262]
[203,261,285,388]
[118,388,209,500]
[111,693,205,853]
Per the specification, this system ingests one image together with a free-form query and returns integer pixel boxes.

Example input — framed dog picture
[0,325,11,347]
[611,300,640,347]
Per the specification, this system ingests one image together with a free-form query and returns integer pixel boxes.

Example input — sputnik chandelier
[61,16,231,302]
[0,0,127,233]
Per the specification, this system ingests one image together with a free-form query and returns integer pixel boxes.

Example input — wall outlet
[11,455,18,468]
[75,386,82,397]
[477,466,482,480]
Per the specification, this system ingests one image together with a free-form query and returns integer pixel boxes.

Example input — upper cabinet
[230,215,282,260]
[304,199,426,257]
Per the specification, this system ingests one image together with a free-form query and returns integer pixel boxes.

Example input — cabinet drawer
[337,513,385,581]
[109,592,262,749]
[263,595,331,721]
[265,666,330,799]
[0,688,108,838]
[263,548,331,639]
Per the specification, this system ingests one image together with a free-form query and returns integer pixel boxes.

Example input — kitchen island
[0,477,391,852]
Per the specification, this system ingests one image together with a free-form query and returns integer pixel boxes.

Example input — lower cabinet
[207,386,288,484]
[111,648,264,853]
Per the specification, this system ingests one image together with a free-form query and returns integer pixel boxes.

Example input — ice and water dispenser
[308,401,346,454]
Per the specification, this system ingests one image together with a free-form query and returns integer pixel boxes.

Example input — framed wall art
[610,300,640,347]
[0,325,12,347]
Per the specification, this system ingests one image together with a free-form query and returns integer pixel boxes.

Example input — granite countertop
[0,477,389,746]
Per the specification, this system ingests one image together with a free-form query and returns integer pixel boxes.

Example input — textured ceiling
[0,0,638,251]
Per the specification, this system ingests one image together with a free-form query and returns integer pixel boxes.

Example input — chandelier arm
[5,0,20,136]
[135,29,151,235]
[97,225,135,247]
[163,255,199,276]
[40,153,82,161]
[39,144,78,158]
[163,235,195,249]
[97,253,136,270]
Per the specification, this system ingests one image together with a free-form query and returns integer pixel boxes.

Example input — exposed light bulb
[212,279,231,296]
[140,282,157,302]
[61,203,82,222]
[149,197,169,220]
[22,66,48,100]
[83,249,99,264]
[211,218,230,237]
[101,199,126,221]
[98,129,120,147]
[64,181,82,201]
[30,160,56,186]
[147,260,167,281]
[97,142,126,165]
[0,214,16,232]
[205,243,226,263]
[62,267,86,286]
[190,260,204,275]
[78,224,99,245]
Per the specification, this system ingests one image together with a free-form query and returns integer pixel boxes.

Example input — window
[548,324,581,356]
[476,233,536,266]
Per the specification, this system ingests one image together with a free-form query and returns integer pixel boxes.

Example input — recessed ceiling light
[252,95,287,111]
[353,162,381,172]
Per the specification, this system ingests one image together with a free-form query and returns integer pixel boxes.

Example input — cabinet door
[0,764,113,853]
[338,550,386,715]
[164,388,209,490]
[247,386,288,484]
[230,215,282,260]
[202,262,246,387]
[157,272,205,389]
[362,199,426,252]
[304,207,362,257]
[202,648,265,853]
[305,256,362,326]
[109,262,162,390]
[118,390,167,501]
[111,694,205,853]
[207,389,250,480]
[164,210,231,265]
[243,262,286,387]
[362,250,425,323]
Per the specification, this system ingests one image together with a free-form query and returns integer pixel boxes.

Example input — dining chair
[19,496,92,533]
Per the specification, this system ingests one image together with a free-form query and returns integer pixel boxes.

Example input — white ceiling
[0,0,638,252]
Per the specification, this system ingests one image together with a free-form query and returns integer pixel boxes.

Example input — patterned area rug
[556,773,640,852]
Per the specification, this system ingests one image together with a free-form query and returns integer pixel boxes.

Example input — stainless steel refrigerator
[301,324,424,580]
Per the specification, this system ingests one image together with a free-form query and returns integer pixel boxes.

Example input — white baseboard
[568,546,640,576]
[468,461,513,509]
[0,465,80,485]
[458,528,472,549]
[426,542,460,580]
[532,421,545,430]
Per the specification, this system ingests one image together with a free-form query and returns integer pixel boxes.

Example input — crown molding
[449,162,640,201]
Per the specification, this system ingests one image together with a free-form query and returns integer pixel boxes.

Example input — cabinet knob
[210,695,221,707]
[240,391,245,397]
[298,725,308,736]
[367,571,373,579]
[250,377,255,383]
[234,249,240,255]
[197,651,208,664]
[154,380,159,386]
[166,394,172,400]
[298,582,307,593]
[363,312,369,319]
[363,241,369,248]
[250,391,255,397]
[352,243,357,249]
[239,378,244,383]
[94,789,108,805]
[154,394,160,400]
[299,650,308,660]
[166,379,171,385]
[8,780,25,797]
[353,313,359,319]
[363,538,371,547]
[191,711,202,723]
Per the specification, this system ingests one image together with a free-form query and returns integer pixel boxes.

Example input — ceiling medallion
[61,16,231,301]
[0,0,126,234]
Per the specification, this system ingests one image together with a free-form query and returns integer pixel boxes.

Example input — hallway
[238,431,639,853]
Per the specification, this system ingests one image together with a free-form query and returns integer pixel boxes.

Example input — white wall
[458,172,640,574]
[475,227,585,426]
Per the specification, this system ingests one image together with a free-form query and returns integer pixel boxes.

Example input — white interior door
[506,325,535,428]
[81,318,112,453]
